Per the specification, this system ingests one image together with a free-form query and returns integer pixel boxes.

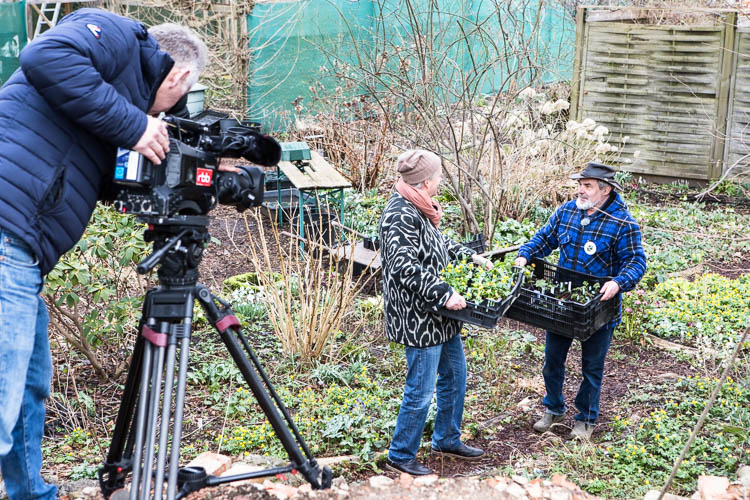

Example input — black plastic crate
[462,233,486,254]
[362,235,380,251]
[505,258,619,341]
[437,265,524,328]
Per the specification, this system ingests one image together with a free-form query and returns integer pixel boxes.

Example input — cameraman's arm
[19,13,149,149]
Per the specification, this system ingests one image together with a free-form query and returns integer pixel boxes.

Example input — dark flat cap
[570,161,623,191]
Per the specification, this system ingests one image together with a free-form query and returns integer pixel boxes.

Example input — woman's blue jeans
[542,324,615,424]
[388,333,466,464]
[0,228,57,500]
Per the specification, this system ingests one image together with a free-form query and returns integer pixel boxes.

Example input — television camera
[112,114,281,218]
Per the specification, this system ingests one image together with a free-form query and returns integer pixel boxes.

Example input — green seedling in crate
[529,278,599,304]
[441,258,518,304]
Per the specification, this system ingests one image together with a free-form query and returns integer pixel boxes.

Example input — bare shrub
[298,0,621,241]
[242,208,370,363]
[291,92,395,191]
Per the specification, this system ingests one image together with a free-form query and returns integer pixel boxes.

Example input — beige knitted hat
[396,150,441,185]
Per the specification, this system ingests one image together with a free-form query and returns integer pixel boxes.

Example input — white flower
[519,87,537,99]
[566,120,584,131]
[622,136,630,144]
[537,128,550,139]
[540,101,556,115]
[595,143,613,154]
[582,118,596,130]
[634,150,641,159]
[553,99,570,112]
[576,128,589,140]
[593,125,609,139]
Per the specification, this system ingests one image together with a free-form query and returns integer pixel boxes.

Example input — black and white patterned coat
[378,192,475,347]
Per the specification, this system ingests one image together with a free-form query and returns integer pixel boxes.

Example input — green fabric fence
[0,0,26,85]
[247,0,575,131]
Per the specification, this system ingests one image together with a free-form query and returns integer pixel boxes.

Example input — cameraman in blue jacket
[514,163,646,441]
[0,9,207,498]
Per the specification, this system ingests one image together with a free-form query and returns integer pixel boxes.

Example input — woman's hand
[445,291,467,310]
[471,254,494,270]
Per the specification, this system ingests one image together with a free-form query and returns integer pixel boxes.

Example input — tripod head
[137,215,211,286]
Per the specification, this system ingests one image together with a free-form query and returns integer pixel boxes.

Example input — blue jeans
[388,334,466,463]
[541,324,614,424]
[0,228,57,500]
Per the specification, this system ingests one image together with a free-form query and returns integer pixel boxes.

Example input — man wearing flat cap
[514,162,646,440]
[379,150,491,475]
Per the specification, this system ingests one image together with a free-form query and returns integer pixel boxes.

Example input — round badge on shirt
[584,240,597,255]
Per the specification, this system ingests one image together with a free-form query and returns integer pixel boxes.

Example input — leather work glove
[471,254,494,270]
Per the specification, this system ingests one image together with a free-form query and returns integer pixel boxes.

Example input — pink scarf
[395,178,443,228]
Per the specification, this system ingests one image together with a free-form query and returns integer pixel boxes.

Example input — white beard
[576,197,594,210]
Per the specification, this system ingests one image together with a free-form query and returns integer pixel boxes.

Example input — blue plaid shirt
[518,192,647,326]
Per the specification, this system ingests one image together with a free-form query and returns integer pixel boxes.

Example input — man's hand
[599,280,620,301]
[472,254,494,270]
[133,116,170,165]
[218,159,242,173]
[445,291,467,310]
[514,256,527,267]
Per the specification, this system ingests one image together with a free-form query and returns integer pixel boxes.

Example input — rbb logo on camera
[196,168,214,187]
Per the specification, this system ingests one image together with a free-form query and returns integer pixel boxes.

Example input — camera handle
[98,226,332,499]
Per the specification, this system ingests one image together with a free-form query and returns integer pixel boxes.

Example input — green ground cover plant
[642,273,750,348]
[215,360,402,461]
[547,375,749,497]
[631,202,748,284]
[344,188,388,239]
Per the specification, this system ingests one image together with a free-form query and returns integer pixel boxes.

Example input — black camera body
[113,113,281,218]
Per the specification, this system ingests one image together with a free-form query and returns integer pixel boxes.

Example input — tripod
[98,215,332,499]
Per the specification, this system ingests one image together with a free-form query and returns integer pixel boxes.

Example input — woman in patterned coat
[380,149,491,476]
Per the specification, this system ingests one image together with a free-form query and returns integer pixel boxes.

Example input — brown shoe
[570,421,594,440]
[533,412,565,433]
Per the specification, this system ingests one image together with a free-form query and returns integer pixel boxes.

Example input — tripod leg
[154,331,179,500]
[140,325,168,499]
[167,315,194,498]
[129,339,155,500]
[196,285,332,490]
[99,332,145,497]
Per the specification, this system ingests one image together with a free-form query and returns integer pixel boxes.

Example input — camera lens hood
[238,130,282,167]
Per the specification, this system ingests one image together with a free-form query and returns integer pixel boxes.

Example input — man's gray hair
[597,180,612,192]
[149,23,207,89]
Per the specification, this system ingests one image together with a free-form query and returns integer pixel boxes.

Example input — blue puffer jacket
[0,8,173,275]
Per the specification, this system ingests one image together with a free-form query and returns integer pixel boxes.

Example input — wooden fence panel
[725,29,750,179]
[576,16,730,181]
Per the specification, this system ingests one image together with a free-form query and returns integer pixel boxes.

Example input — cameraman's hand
[133,116,170,165]
[218,159,241,173]
[445,291,467,310]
